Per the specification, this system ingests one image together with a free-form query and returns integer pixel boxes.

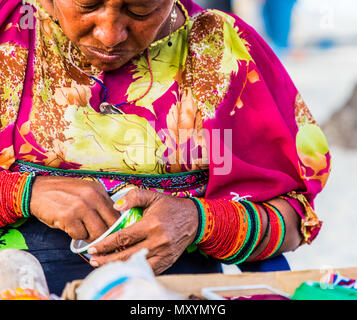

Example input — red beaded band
[196,199,261,263]
[250,202,264,252]
[0,171,30,226]
[199,199,215,244]
[213,200,239,259]
[190,198,285,265]
[251,202,285,261]
[217,201,246,260]
[13,172,28,217]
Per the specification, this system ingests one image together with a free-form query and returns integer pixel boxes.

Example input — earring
[168,1,178,47]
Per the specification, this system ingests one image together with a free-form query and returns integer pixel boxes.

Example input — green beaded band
[265,203,286,259]
[190,197,206,245]
[238,201,262,263]
[223,201,263,265]
[21,173,35,218]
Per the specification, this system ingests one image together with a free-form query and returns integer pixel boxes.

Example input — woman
[0,0,330,296]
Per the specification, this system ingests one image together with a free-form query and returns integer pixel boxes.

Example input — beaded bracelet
[218,201,248,260]
[200,200,237,258]
[21,173,36,218]
[251,202,286,261]
[213,200,240,259]
[224,201,262,265]
[1,172,19,224]
[259,205,271,245]
[190,197,206,245]
[218,201,252,263]
[0,171,36,227]
[265,203,286,256]
[12,172,28,217]
[249,202,264,251]
[196,199,223,254]
[199,199,215,244]
[0,171,30,226]
[189,198,285,265]
[193,198,263,265]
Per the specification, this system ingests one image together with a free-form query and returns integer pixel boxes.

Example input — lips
[83,46,127,63]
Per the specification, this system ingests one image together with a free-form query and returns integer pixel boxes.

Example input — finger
[92,191,122,228]
[65,219,88,240]
[88,220,148,255]
[89,240,152,267]
[146,256,169,275]
[113,188,159,212]
[82,210,111,243]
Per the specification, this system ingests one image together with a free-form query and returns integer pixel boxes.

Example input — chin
[80,45,142,72]
[90,59,128,72]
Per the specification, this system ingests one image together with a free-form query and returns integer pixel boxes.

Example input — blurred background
[195,0,357,273]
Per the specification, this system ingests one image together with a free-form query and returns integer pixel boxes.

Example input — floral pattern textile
[0,0,331,248]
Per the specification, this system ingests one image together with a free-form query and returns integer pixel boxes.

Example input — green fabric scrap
[292,282,357,300]
[0,219,28,250]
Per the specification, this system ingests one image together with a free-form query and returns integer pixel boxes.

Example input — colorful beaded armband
[251,202,286,261]
[0,171,36,226]
[190,198,286,265]
[190,197,205,245]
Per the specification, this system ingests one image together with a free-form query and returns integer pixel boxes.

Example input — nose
[93,13,128,48]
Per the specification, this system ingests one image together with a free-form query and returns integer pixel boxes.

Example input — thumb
[113,188,159,212]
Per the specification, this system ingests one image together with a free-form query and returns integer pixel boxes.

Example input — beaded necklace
[68,41,153,115]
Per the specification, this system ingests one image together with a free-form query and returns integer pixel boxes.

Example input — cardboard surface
[156,267,357,299]
[62,267,357,300]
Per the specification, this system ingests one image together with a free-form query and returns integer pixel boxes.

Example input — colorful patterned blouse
[0,0,330,248]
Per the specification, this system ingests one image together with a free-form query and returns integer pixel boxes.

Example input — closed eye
[74,1,100,12]
[125,7,155,20]
[79,4,99,12]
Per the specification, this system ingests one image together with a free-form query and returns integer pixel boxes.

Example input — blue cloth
[239,255,290,272]
[262,0,297,49]
[16,219,289,296]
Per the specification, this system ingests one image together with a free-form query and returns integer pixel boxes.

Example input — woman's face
[50,0,174,71]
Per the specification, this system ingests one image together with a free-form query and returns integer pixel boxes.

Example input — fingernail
[90,259,99,267]
[115,199,125,207]
[114,199,126,211]
[88,247,97,255]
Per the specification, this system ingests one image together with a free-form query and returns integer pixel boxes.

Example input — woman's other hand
[87,189,199,275]
[30,176,121,243]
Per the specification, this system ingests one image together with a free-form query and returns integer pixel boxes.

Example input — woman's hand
[87,189,199,275]
[30,176,121,243]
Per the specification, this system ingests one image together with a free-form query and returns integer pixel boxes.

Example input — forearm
[246,198,303,262]
[191,196,304,264]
